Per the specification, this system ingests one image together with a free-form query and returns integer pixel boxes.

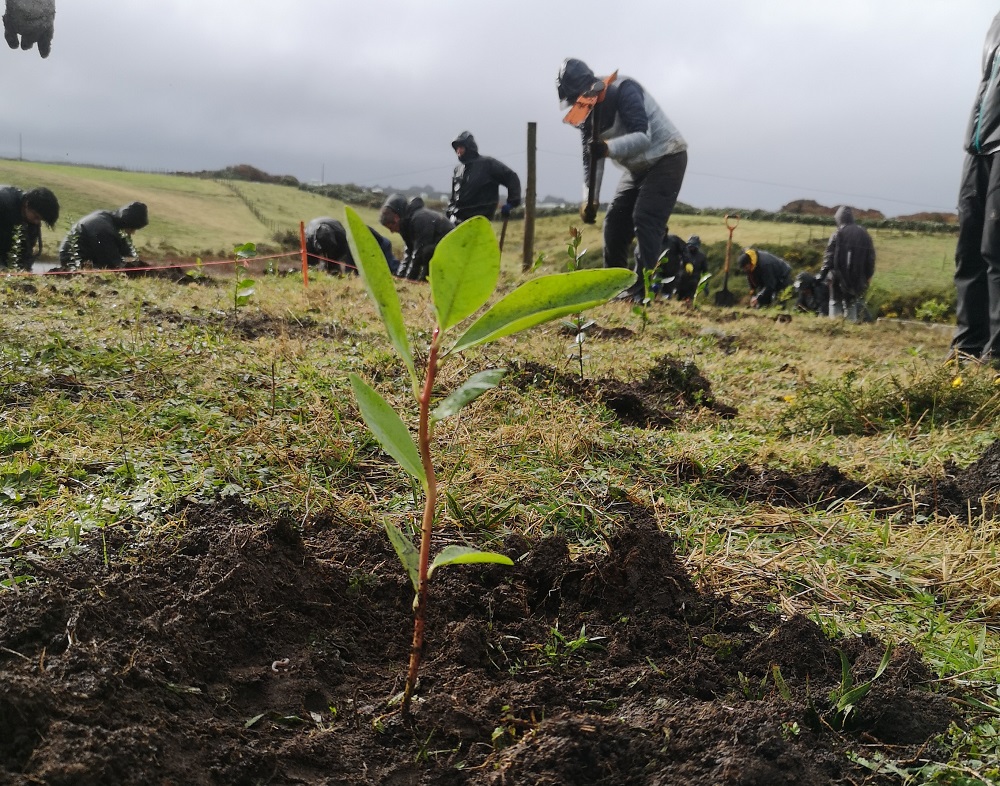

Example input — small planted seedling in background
[632,268,654,332]
[345,207,635,715]
[560,227,595,380]
[233,242,257,314]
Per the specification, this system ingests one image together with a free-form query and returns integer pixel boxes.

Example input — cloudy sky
[3,1,997,216]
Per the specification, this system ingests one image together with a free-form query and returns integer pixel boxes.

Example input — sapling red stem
[402,328,442,715]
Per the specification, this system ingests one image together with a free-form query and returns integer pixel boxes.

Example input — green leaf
[427,545,514,579]
[448,268,636,354]
[430,217,500,332]
[344,206,417,389]
[234,242,257,259]
[0,434,32,455]
[349,374,426,486]
[430,368,506,422]
[385,521,420,590]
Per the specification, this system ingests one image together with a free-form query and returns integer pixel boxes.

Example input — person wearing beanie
[58,201,148,270]
[556,57,688,303]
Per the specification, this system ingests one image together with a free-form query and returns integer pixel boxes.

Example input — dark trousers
[954,151,1000,361]
[603,150,688,278]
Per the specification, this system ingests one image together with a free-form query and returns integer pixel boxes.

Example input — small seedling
[561,227,595,380]
[233,242,257,313]
[631,268,654,332]
[345,207,634,716]
[828,643,894,729]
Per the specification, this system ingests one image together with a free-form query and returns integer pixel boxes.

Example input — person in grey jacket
[447,131,521,224]
[557,58,688,302]
[59,202,148,269]
[953,11,1000,366]
[818,206,875,321]
[737,248,792,307]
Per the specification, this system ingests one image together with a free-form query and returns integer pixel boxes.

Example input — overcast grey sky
[3,1,996,216]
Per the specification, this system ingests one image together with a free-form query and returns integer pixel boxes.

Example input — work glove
[500,202,513,218]
[3,0,55,57]
[580,201,598,225]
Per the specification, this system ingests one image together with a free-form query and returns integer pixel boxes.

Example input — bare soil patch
[1,500,954,785]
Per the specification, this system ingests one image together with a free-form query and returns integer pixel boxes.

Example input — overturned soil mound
[916,440,1000,519]
[509,356,738,428]
[0,501,953,785]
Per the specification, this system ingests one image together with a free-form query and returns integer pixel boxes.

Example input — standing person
[0,184,59,270]
[557,57,688,303]
[378,194,452,281]
[304,217,398,276]
[818,206,875,321]
[952,11,1000,366]
[58,201,148,270]
[447,131,521,224]
[736,248,792,308]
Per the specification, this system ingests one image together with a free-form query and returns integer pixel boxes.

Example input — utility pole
[522,122,536,272]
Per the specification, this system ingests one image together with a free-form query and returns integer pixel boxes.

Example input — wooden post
[522,122,537,272]
[299,220,309,288]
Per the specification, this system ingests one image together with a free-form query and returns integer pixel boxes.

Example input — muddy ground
[0,500,959,786]
[3,340,994,784]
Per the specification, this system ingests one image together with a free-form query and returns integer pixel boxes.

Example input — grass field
[1,208,998,780]
[2,158,959,300]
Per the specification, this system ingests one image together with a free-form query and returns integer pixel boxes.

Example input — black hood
[451,131,479,161]
[834,205,855,227]
[114,201,148,230]
[381,193,408,217]
[557,58,603,107]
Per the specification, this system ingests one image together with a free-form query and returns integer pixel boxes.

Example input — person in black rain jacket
[378,194,452,281]
[447,131,521,224]
[0,184,59,270]
[304,217,398,276]
[737,248,792,307]
[59,201,148,269]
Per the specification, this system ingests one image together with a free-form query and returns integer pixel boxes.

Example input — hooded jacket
[819,206,876,298]
[304,217,396,274]
[447,132,522,223]
[738,248,792,306]
[390,196,452,281]
[59,202,148,269]
[966,11,1000,156]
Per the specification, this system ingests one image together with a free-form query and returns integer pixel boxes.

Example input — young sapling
[344,207,635,715]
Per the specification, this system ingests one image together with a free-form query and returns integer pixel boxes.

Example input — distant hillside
[780,199,885,221]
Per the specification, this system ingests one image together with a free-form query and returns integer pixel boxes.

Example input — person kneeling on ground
[0,184,59,271]
[378,194,452,281]
[737,247,792,308]
[304,217,398,276]
[59,202,148,270]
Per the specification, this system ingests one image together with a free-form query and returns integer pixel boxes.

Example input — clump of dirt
[915,440,1000,519]
[716,462,903,514]
[138,305,357,341]
[508,355,737,428]
[0,501,954,785]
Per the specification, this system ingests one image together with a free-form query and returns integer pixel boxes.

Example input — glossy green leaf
[344,206,417,389]
[430,368,506,422]
[429,217,500,332]
[349,373,426,486]
[427,545,514,579]
[448,268,636,354]
[234,242,257,259]
[385,521,420,590]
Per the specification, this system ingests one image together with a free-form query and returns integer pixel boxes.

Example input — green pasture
[2,158,958,297]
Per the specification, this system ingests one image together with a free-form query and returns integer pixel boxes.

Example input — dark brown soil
[1,500,955,785]
[508,356,738,428]
[914,440,1000,520]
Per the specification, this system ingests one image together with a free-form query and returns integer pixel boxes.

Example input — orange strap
[562,70,618,126]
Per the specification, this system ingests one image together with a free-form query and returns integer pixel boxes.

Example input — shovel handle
[725,213,740,234]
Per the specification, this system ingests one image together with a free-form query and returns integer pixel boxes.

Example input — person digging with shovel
[557,58,688,303]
